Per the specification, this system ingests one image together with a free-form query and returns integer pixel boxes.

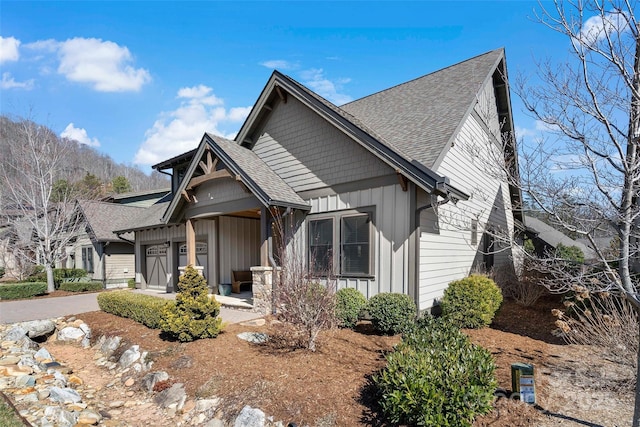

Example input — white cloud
[60,123,101,147]
[0,72,34,90]
[0,36,20,63]
[27,37,151,92]
[134,85,252,166]
[260,59,298,70]
[299,68,352,105]
[578,11,629,45]
[58,38,151,92]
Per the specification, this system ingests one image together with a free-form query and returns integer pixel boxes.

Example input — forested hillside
[0,116,168,196]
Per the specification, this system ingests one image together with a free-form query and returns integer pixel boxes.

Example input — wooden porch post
[186,218,196,266]
[260,206,269,267]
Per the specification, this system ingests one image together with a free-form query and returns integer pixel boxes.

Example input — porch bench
[231,270,253,294]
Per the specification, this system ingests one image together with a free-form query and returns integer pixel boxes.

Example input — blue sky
[1,1,576,172]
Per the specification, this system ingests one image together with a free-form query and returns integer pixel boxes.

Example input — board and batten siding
[252,96,392,192]
[419,98,515,311]
[217,216,260,284]
[306,182,411,299]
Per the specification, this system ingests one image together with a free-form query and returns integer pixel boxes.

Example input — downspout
[414,190,456,313]
[102,241,109,289]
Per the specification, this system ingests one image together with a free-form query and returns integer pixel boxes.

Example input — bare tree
[507,1,640,423]
[0,118,86,292]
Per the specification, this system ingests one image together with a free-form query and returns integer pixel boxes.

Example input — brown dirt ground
[45,295,632,426]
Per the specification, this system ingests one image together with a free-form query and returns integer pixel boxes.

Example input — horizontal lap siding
[195,178,252,206]
[308,183,410,299]
[419,86,514,311]
[253,97,391,192]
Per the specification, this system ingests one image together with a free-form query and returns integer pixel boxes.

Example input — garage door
[145,245,167,290]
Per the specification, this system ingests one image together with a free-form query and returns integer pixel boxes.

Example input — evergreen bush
[0,282,47,299]
[374,316,497,426]
[441,274,503,328]
[160,265,223,342]
[367,293,416,335]
[97,291,172,329]
[58,281,103,292]
[335,288,367,328]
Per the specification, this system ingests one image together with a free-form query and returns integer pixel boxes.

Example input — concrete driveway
[0,290,262,325]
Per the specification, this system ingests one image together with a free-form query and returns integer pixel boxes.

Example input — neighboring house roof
[525,216,596,259]
[101,188,170,205]
[115,201,171,233]
[77,200,144,243]
[341,49,505,169]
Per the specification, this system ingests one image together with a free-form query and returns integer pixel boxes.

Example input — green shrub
[58,281,103,292]
[25,266,46,283]
[441,274,503,329]
[127,278,136,289]
[160,265,223,342]
[367,293,416,335]
[374,316,497,426]
[97,291,173,329]
[556,243,585,264]
[54,268,88,287]
[335,288,367,328]
[0,282,47,300]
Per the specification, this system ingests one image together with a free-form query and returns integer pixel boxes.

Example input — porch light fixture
[163,241,170,248]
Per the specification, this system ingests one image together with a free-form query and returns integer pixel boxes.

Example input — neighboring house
[59,189,170,287]
[525,216,596,260]
[118,48,523,313]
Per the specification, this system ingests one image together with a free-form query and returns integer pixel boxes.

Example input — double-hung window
[308,209,373,277]
[309,218,334,274]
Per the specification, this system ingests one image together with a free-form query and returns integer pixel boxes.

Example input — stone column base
[250,266,274,315]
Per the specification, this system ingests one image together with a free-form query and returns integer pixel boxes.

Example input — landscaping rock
[234,405,266,427]
[154,383,186,409]
[23,319,56,339]
[118,345,141,369]
[97,336,121,358]
[142,371,169,392]
[237,332,269,344]
[49,386,82,403]
[57,326,85,342]
[2,325,27,341]
[34,347,53,362]
[78,408,102,424]
[170,355,193,369]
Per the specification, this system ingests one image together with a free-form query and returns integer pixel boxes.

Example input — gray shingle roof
[341,49,504,168]
[525,216,596,260]
[206,134,309,209]
[77,200,143,242]
[115,201,171,232]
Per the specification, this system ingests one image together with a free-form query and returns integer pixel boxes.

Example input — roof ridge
[342,48,504,107]
[79,199,146,209]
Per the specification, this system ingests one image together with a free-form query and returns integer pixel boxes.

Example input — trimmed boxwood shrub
[367,292,416,335]
[441,274,503,329]
[127,278,136,289]
[0,282,47,300]
[335,288,367,328]
[58,281,103,292]
[374,316,497,426]
[97,291,173,329]
[160,265,223,342]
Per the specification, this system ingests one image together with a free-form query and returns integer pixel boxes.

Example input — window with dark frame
[309,218,334,274]
[341,214,370,275]
[81,246,94,273]
[307,210,373,277]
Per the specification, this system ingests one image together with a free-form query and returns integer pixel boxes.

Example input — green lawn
[0,394,26,427]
